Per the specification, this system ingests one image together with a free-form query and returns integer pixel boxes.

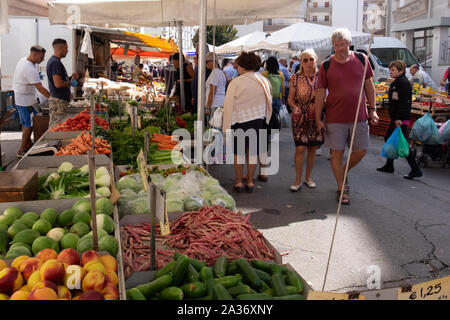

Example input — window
[313,16,318,22]
[413,28,433,69]
[325,15,330,21]
[313,2,318,8]
[370,48,419,68]
[267,19,273,25]
[325,1,330,7]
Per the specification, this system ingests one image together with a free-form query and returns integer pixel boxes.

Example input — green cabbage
[129,197,150,215]
[117,176,139,192]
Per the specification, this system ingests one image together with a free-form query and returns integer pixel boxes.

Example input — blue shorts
[16,105,37,128]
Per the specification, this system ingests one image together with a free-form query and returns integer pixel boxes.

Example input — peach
[63,265,86,290]
[57,249,80,267]
[81,270,106,293]
[71,289,83,300]
[36,248,58,262]
[79,290,105,300]
[11,256,30,269]
[0,293,9,300]
[19,284,30,292]
[32,280,58,294]
[0,267,23,295]
[72,295,81,300]
[100,255,117,272]
[19,257,43,281]
[57,285,72,300]
[40,259,65,284]
[9,290,29,300]
[84,260,106,274]
[105,270,118,287]
[27,270,41,291]
[0,259,7,271]
[81,250,101,266]
[27,287,58,300]
[102,283,119,300]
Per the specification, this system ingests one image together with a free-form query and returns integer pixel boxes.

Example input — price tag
[397,276,450,300]
[137,116,142,129]
[307,291,365,300]
[137,149,148,191]
[155,188,170,236]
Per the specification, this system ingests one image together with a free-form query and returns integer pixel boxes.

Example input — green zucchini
[273,294,306,300]
[214,283,233,300]
[271,273,289,297]
[173,252,183,260]
[226,260,238,275]
[286,270,304,293]
[205,278,216,298]
[126,288,147,300]
[136,274,173,298]
[214,256,228,278]
[186,263,200,283]
[260,280,272,292]
[254,269,272,285]
[154,260,176,279]
[251,259,274,274]
[173,252,206,271]
[172,255,190,287]
[160,286,184,300]
[286,285,300,295]
[194,295,213,300]
[199,266,214,281]
[237,293,274,300]
[227,284,252,297]
[214,275,239,288]
[271,264,284,275]
[236,258,261,290]
[181,282,207,299]
[234,273,243,282]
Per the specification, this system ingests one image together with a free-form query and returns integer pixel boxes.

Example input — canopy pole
[197,0,207,164]
[177,21,185,112]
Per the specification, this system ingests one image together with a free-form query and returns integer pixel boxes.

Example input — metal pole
[150,183,157,270]
[197,0,207,165]
[178,21,185,112]
[89,98,98,250]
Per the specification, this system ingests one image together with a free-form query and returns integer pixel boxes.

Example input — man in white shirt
[12,45,51,157]
[409,64,436,88]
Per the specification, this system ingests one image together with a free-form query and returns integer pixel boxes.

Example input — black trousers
[383,122,419,171]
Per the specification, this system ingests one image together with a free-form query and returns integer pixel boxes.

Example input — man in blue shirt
[290,55,300,75]
[223,59,239,82]
[279,57,290,105]
[46,38,78,128]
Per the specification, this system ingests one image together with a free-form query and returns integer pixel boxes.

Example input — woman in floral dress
[288,49,324,192]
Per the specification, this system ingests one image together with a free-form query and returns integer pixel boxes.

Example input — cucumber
[214,256,228,278]
[160,286,184,300]
[271,264,284,275]
[226,260,238,275]
[286,270,304,293]
[172,255,190,287]
[199,266,214,281]
[214,275,239,288]
[234,273,243,282]
[271,273,289,297]
[173,252,183,260]
[150,296,160,300]
[237,293,274,300]
[227,284,252,297]
[214,283,233,300]
[236,258,261,291]
[264,288,275,296]
[186,264,200,283]
[254,269,272,285]
[126,288,146,300]
[136,274,173,298]
[194,295,213,300]
[251,259,274,274]
[181,282,207,299]
[260,280,272,293]
[286,285,300,295]
[154,260,176,279]
[173,252,206,271]
[273,294,306,300]
[205,278,216,298]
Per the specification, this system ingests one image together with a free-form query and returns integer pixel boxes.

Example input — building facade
[363,0,388,35]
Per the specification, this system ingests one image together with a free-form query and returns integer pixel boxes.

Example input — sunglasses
[302,57,315,63]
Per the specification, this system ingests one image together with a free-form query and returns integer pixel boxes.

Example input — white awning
[215,31,290,54]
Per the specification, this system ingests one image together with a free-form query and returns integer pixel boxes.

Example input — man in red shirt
[315,28,379,205]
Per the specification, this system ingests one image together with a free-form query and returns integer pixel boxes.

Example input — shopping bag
[439,120,450,142]
[279,104,290,127]
[381,127,400,159]
[424,116,443,145]
[209,105,224,129]
[409,112,433,142]
[397,127,410,157]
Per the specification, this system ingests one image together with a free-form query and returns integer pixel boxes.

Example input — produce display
[0,249,119,300]
[37,163,111,200]
[125,255,305,300]
[50,109,109,131]
[55,132,111,156]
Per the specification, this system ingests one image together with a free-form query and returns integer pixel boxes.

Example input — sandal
[336,189,350,205]
[233,184,244,193]
[304,180,316,188]
[257,174,268,182]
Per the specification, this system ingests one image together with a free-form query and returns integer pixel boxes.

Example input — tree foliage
[192,25,238,48]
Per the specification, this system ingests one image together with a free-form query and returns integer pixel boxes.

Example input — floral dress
[290,74,324,146]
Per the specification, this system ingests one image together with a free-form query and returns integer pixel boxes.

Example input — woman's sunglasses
[302,57,315,63]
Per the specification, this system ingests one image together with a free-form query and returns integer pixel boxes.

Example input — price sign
[397,276,450,300]
[137,149,148,191]
[155,187,170,236]
[307,291,365,300]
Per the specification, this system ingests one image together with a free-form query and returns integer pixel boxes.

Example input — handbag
[209,105,224,129]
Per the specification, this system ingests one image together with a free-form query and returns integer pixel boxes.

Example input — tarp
[47,0,304,27]
[215,31,290,54]
[111,47,171,58]
[123,31,178,53]
[257,22,371,52]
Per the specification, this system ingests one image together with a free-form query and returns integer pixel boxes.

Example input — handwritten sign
[156,187,170,236]
[137,149,148,191]
[307,291,365,300]
[397,276,450,300]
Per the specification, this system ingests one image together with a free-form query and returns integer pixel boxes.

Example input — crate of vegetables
[50,109,109,132]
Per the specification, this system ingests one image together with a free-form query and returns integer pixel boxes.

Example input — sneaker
[16,151,26,158]
[376,165,394,173]
[403,170,423,180]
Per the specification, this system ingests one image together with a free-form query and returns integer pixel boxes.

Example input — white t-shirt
[12,57,41,106]
[206,68,227,108]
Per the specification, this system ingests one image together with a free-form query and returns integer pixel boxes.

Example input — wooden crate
[0,170,38,202]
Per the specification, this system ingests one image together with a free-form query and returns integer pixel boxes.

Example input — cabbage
[161,173,183,192]
[118,188,138,205]
[57,162,73,174]
[183,196,205,211]
[129,197,150,215]
[167,199,183,213]
[96,187,111,198]
[213,194,236,211]
[95,166,109,178]
[96,197,114,216]
[116,177,139,192]
[202,177,220,189]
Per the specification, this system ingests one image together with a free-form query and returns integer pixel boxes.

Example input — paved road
[208,125,450,293]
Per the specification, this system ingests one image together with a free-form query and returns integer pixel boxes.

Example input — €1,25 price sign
[397,276,450,300]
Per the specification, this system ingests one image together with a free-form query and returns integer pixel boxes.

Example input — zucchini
[254,269,272,285]
[154,260,176,279]
[236,258,261,291]
[205,278,216,298]
[214,256,228,278]
[214,283,233,300]
[194,295,213,300]
[227,284,252,297]
[237,293,274,300]
[181,282,207,299]
[174,252,206,271]
[136,274,173,298]
[226,260,238,275]
[234,273,243,282]
[273,294,306,300]
[286,285,300,295]
[271,264,284,275]
[271,274,289,297]
[199,266,214,282]
[160,286,184,300]
[260,280,272,293]
[173,252,183,260]
[214,275,239,288]
[251,259,274,274]
[286,270,304,293]
[186,264,200,283]
[172,255,190,287]
[126,288,147,300]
